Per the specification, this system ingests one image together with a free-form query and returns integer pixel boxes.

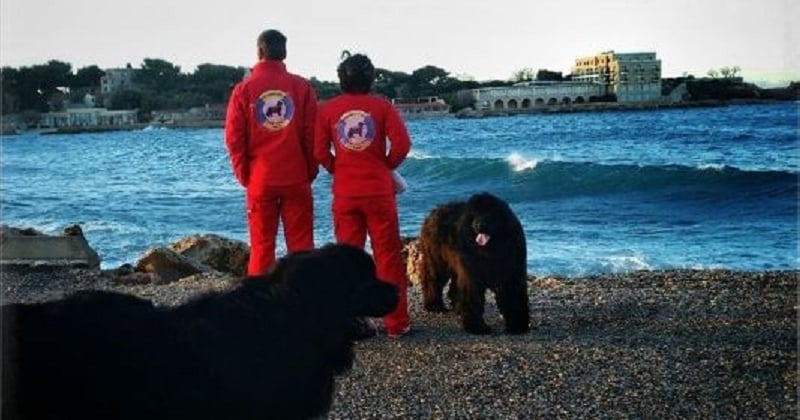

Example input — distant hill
[663,77,799,101]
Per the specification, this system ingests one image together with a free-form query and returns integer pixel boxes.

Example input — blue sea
[2,103,798,277]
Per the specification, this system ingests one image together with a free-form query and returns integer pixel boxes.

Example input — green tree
[511,68,536,82]
[309,77,340,100]
[136,58,182,91]
[536,69,563,81]
[188,63,245,103]
[411,65,449,86]
[72,65,104,87]
[2,67,21,114]
[109,89,143,110]
[36,60,73,91]
[718,66,742,79]
[409,65,453,96]
[5,61,73,112]
[374,68,411,98]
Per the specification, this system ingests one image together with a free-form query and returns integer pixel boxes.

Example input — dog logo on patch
[337,110,375,151]
[255,90,294,131]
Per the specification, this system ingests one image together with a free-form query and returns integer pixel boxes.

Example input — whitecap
[603,254,653,273]
[506,152,539,172]
[407,149,434,159]
[697,163,728,171]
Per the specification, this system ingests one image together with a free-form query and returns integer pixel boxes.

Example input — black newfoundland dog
[418,192,530,335]
[1,244,398,420]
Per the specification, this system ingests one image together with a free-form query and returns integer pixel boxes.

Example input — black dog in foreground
[1,244,398,420]
[418,192,530,335]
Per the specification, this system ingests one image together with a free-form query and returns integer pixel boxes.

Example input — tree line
[2,58,538,117]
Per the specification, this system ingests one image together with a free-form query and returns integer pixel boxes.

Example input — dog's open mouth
[475,233,491,246]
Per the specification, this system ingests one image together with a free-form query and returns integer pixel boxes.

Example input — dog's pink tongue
[475,233,490,246]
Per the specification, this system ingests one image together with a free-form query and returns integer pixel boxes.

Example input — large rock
[135,247,214,285]
[168,234,250,276]
[0,224,101,269]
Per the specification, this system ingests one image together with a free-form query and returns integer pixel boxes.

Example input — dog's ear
[350,281,398,317]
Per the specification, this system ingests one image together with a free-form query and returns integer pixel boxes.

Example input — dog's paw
[504,323,530,335]
[424,301,449,313]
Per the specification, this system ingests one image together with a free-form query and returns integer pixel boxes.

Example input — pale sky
[2,0,798,86]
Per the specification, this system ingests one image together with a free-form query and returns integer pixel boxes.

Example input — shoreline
[455,98,795,119]
[3,98,794,136]
[1,266,796,417]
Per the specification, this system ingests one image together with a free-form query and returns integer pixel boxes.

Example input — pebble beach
[1,267,797,419]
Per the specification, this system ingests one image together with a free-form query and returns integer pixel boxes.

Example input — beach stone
[169,234,250,276]
[107,263,155,285]
[135,247,214,284]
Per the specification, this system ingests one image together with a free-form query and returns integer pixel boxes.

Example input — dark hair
[257,29,287,60]
[337,54,375,94]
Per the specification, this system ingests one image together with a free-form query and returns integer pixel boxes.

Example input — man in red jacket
[225,29,318,275]
[315,53,412,338]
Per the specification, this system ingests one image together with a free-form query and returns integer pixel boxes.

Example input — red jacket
[225,60,318,195]
[315,93,411,197]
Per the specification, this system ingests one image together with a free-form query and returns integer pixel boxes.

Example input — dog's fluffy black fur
[1,244,398,420]
[418,192,530,335]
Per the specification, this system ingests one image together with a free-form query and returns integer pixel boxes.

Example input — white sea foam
[697,163,727,171]
[141,124,167,132]
[79,220,147,235]
[604,254,653,273]
[3,219,64,235]
[407,149,435,159]
[506,152,540,172]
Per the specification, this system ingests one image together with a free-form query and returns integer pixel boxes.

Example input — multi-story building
[100,67,136,94]
[572,51,662,102]
[459,50,663,111]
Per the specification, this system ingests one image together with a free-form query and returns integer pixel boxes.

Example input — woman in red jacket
[315,54,411,338]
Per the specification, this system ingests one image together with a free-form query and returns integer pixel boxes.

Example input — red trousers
[246,183,314,275]
[332,194,409,334]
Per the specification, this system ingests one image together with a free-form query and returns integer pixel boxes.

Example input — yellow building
[572,51,662,102]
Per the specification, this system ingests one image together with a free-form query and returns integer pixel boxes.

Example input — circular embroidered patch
[255,90,294,131]
[336,110,375,151]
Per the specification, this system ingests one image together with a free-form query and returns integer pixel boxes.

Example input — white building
[39,108,138,128]
[466,81,605,110]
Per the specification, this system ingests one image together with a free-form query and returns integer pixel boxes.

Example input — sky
[2,0,799,87]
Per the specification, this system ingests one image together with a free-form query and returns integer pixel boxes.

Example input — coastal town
[2,50,797,135]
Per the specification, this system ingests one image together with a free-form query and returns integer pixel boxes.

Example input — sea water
[2,103,798,277]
